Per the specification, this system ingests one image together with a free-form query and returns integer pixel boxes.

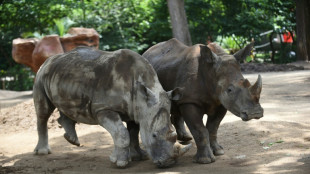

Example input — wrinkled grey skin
[33,46,190,168]
[142,38,264,164]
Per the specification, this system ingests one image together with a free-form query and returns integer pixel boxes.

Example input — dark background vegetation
[0,0,303,91]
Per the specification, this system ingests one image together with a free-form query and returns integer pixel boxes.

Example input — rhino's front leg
[206,105,227,156]
[57,112,80,146]
[179,104,215,164]
[171,114,192,142]
[97,110,130,168]
[126,121,148,161]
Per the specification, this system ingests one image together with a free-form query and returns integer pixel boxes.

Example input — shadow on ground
[1,119,310,174]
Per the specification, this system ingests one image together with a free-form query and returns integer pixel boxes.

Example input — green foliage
[53,19,66,37]
[186,0,226,44]
[145,0,172,44]
[185,0,295,48]
[53,18,74,37]
[0,0,75,35]
[0,0,297,91]
[216,35,245,52]
[266,0,296,32]
[0,0,76,91]
[67,0,165,53]
[0,65,34,91]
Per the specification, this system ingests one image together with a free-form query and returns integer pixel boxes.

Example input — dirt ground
[1,63,310,174]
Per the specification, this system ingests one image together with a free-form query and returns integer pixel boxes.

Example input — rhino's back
[35,47,157,123]
[143,39,201,91]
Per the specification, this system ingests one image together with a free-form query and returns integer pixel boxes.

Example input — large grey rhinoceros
[33,46,191,168]
[142,38,264,164]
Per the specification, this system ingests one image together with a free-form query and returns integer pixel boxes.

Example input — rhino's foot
[64,133,80,146]
[175,125,192,142]
[57,115,80,146]
[130,147,148,161]
[211,142,224,156]
[110,146,131,168]
[193,148,215,164]
[34,145,51,155]
[193,154,215,164]
[177,133,193,142]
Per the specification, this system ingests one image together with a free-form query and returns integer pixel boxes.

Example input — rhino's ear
[137,82,158,106]
[167,87,184,101]
[233,41,254,62]
[200,45,219,63]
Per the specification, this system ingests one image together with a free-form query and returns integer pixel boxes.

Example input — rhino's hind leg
[57,112,80,146]
[171,114,192,142]
[206,105,226,156]
[97,110,130,168]
[126,121,148,161]
[33,88,55,155]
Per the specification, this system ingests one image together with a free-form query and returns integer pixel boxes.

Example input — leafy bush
[0,65,34,91]
[0,0,297,91]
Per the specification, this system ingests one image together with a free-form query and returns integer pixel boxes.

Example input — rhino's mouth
[154,158,176,168]
[240,112,263,121]
[240,112,249,121]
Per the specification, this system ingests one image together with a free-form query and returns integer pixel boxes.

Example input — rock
[32,35,64,72]
[60,27,99,52]
[12,28,100,73]
[67,27,99,36]
[12,38,39,71]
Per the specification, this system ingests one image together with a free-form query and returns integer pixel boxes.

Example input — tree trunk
[296,0,310,61]
[167,0,192,46]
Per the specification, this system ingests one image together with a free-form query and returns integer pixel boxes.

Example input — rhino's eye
[152,133,157,138]
[227,86,234,93]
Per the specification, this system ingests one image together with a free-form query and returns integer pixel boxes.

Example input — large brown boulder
[12,27,100,73]
[32,35,64,72]
[60,27,99,52]
[12,38,39,71]
[67,27,100,36]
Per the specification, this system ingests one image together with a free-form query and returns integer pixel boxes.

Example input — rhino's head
[202,42,263,121]
[218,74,264,121]
[136,83,191,167]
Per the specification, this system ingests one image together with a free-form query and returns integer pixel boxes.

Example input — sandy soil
[1,67,310,173]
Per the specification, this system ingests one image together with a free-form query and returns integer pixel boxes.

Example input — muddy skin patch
[93,62,114,91]
[151,139,167,158]
[140,68,156,89]
[150,108,169,130]
[75,47,102,60]
[104,111,121,122]
[110,100,130,122]
[115,52,136,82]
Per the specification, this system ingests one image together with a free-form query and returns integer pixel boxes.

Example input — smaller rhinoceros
[33,47,191,168]
[142,38,264,164]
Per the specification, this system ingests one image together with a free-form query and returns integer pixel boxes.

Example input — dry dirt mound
[0,100,60,133]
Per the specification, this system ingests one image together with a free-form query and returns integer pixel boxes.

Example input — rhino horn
[173,142,192,157]
[170,131,177,138]
[250,75,262,96]
[167,131,177,142]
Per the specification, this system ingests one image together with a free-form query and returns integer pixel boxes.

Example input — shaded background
[0,0,309,91]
